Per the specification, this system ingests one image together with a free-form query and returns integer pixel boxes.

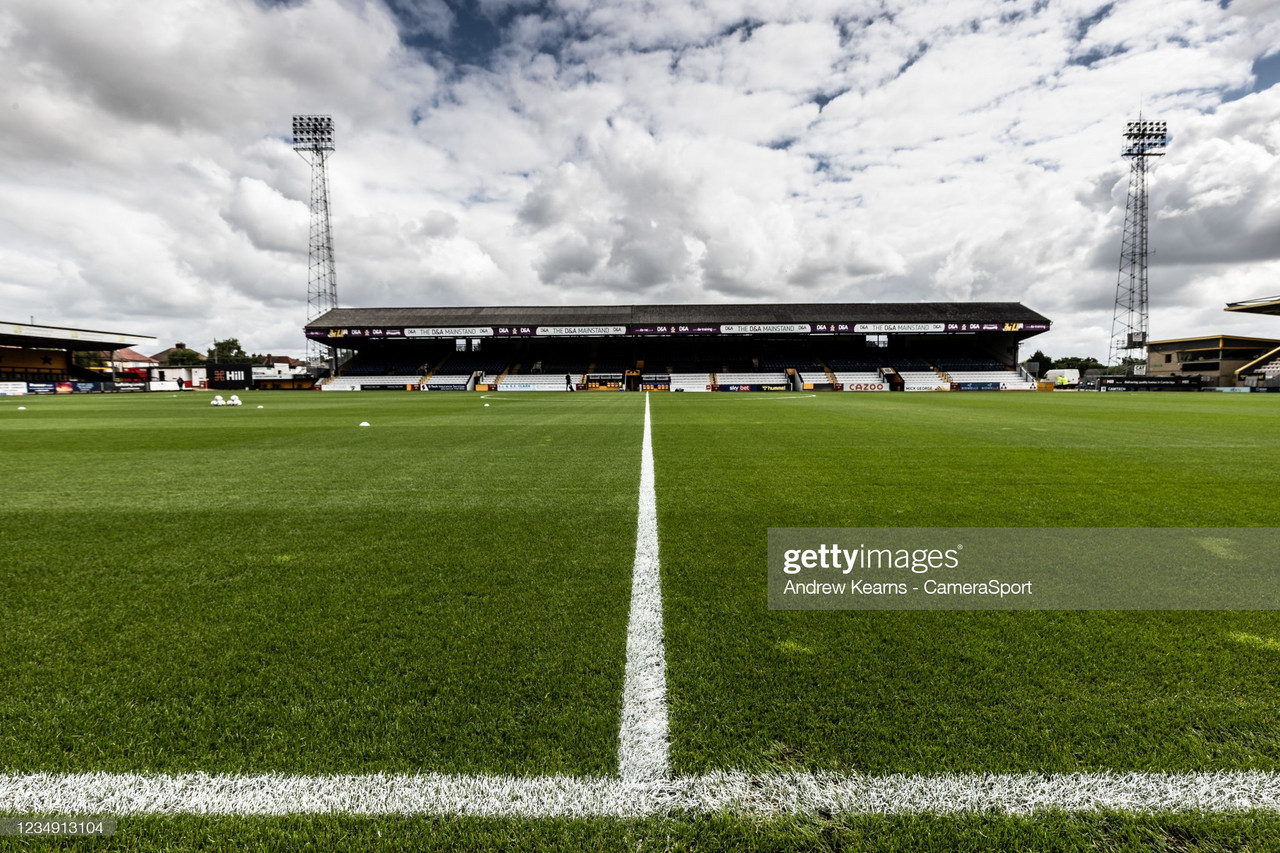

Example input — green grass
[653,393,1280,774]
[0,391,643,775]
[5,389,1280,850]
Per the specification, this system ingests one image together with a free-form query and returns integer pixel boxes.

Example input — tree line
[1023,349,1143,376]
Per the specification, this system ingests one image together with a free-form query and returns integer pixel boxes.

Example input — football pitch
[3,390,1280,850]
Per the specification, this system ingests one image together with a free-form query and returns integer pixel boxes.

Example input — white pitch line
[617,392,670,782]
[4,771,1280,817]
[710,393,817,399]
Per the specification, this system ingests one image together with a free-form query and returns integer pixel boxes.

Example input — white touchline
[4,771,1280,817]
[617,391,670,782]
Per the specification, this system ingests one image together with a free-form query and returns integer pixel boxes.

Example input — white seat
[946,370,1036,389]
[834,371,888,390]
[497,374,581,390]
[668,373,712,391]
[897,370,945,391]
[323,375,422,390]
[715,372,788,385]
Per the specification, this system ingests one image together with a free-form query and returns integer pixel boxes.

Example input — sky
[2,0,1279,361]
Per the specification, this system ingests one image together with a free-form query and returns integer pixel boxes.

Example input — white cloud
[1,0,1279,359]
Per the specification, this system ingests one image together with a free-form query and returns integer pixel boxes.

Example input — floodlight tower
[292,115,338,372]
[1108,118,1168,367]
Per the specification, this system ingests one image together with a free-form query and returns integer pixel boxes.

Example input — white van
[1044,369,1080,387]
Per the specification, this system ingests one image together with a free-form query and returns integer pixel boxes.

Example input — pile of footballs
[210,394,242,407]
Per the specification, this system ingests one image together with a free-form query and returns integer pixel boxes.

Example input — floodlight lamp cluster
[1121,119,1167,157]
[292,115,334,151]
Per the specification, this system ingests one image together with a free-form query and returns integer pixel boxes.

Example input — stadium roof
[1148,334,1280,347]
[309,302,1050,331]
[0,321,157,352]
[1225,295,1280,317]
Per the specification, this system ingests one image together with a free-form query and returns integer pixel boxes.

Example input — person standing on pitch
[565,373,573,392]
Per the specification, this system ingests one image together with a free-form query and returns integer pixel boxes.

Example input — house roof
[150,346,206,363]
[262,354,306,367]
[112,345,156,361]
[108,347,157,364]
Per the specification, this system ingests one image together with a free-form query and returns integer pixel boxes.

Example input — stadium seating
[832,371,887,389]
[423,374,474,388]
[1258,355,1280,377]
[497,374,580,390]
[669,373,712,391]
[897,370,946,391]
[932,356,1008,372]
[826,357,889,372]
[343,357,427,376]
[324,375,421,390]
[715,372,788,386]
[759,346,823,371]
[945,370,1037,390]
[536,363,593,375]
[434,357,509,377]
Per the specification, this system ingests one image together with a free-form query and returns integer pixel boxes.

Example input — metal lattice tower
[292,115,337,371]
[1108,118,1167,367]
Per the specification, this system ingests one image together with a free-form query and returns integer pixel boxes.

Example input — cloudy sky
[2,0,1279,360]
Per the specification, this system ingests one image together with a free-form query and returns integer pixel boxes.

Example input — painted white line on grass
[5,771,1280,817]
[697,393,817,400]
[617,392,670,782]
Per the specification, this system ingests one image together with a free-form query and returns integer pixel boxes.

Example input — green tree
[207,338,254,362]
[1053,356,1106,373]
[73,351,110,369]
[1024,349,1053,377]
